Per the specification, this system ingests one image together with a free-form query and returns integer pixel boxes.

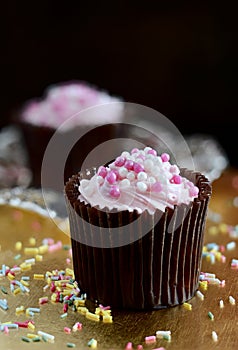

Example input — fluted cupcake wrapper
[65,168,211,310]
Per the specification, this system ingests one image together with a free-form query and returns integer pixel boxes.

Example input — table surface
[1,168,238,350]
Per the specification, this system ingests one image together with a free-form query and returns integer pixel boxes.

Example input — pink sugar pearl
[161,153,170,162]
[124,160,134,170]
[114,156,126,167]
[110,185,120,198]
[151,181,162,192]
[131,148,139,154]
[97,166,107,178]
[189,186,199,196]
[148,149,157,156]
[133,162,145,173]
[106,170,117,184]
[170,175,182,184]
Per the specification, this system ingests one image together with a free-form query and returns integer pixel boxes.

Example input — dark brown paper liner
[65,168,211,310]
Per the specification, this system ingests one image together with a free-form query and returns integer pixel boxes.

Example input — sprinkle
[86,311,100,322]
[24,247,39,255]
[39,296,48,305]
[21,276,30,281]
[0,299,9,310]
[229,295,236,305]
[60,312,68,319]
[33,274,44,280]
[35,255,43,262]
[14,254,21,260]
[145,335,156,344]
[72,322,82,331]
[37,330,55,342]
[64,327,71,334]
[27,333,38,339]
[183,302,192,311]
[219,300,224,308]
[125,342,133,349]
[38,245,48,254]
[32,336,41,342]
[67,343,76,348]
[196,290,204,300]
[212,331,218,342]
[0,285,8,294]
[156,330,171,339]
[226,241,236,250]
[208,311,214,320]
[21,336,31,342]
[0,323,18,330]
[29,237,36,246]
[15,305,25,315]
[88,338,97,348]
[15,241,22,251]
[27,307,40,313]
[25,258,35,265]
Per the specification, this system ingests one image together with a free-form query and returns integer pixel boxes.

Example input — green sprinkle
[14,254,21,260]
[0,286,8,294]
[67,343,76,348]
[32,337,41,342]
[63,245,71,250]
[60,312,68,319]
[208,311,214,320]
[21,336,31,343]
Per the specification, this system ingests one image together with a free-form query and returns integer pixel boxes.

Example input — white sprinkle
[219,300,224,308]
[196,290,204,300]
[229,295,236,305]
[37,331,55,341]
[226,241,236,250]
[212,331,218,342]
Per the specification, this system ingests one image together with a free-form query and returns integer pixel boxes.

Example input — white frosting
[78,147,199,214]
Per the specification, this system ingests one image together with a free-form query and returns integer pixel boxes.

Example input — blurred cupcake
[16,81,123,187]
[65,146,211,310]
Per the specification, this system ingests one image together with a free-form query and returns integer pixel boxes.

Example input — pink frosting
[78,147,199,214]
[21,81,123,129]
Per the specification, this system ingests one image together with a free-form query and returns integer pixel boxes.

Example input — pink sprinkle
[161,153,170,162]
[48,241,63,253]
[148,149,157,156]
[125,342,133,349]
[137,345,143,350]
[31,221,42,231]
[170,175,182,184]
[106,170,117,184]
[4,326,9,335]
[110,185,120,198]
[133,163,145,173]
[152,348,166,350]
[97,166,107,178]
[12,210,23,221]
[115,156,126,167]
[63,303,69,313]
[220,280,226,287]
[124,160,134,170]
[151,182,162,193]
[68,248,72,257]
[64,327,71,334]
[77,322,83,330]
[220,245,225,253]
[145,335,156,344]
[66,258,71,265]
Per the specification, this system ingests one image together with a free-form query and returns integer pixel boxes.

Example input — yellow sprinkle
[219,223,228,234]
[27,333,38,339]
[199,281,208,290]
[13,287,21,295]
[183,302,192,311]
[86,311,100,322]
[208,226,219,235]
[7,272,15,281]
[16,306,25,314]
[29,237,36,246]
[20,279,30,287]
[28,322,35,330]
[33,274,45,280]
[74,299,85,307]
[24,247,39,255]
[62,289,72,296]
[20,263,32,272]
[77,306,88,315]
[35,255,43,262]
[102,315,113,323]
[38,245,48,254]
[65,268,74,278]
[15,241,22,251]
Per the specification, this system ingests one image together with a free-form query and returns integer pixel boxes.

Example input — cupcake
[65,146,211,310]
[15,81,123,187]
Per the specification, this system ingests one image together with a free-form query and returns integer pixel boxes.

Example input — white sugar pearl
[146,154,155,160]
[119,167,128,178]
[151,166,161,176]
[121,151,130,158]
[144,147,152,153]
[137,172,148,181]
[136,181,148,192]
[144,159,153,171]
[96,176,104,185]
[120,179,131,188]
[148,176,156,184]
[127,172,135,181]
[135,157,143,163]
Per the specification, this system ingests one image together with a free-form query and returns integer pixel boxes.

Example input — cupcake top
[20,81,122,129]
[78,147,199,214]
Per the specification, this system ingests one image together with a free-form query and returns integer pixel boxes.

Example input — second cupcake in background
[15,81,123,187]
[65,146,212,310]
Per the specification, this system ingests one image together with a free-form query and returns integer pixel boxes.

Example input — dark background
[1,2,237,165]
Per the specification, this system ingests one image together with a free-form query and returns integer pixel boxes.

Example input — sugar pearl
[148,149,157,156]
[106,171,117,184]
[125,160,134,170]
[127,172,135,181]
[144,147,152,153]
[120,179,131,188]
[121,151,130,158]
[137,172,148,181]
[96,176,104,185]
[161,153,170,162]
[110,185,120,198]
[133,163,145,173]
[170,175,182,184]
[151,166,161,176]
[169,165,180,174]
[97,166,107,178]
[189,186,199,197]
[114,156,125,167]
[148,176,156,184]
[136,181,148,192]
[144,159,153,171]
[119,167,128,178]
[131,148,139,154]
